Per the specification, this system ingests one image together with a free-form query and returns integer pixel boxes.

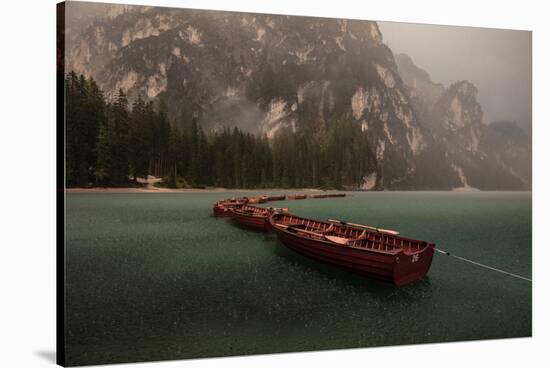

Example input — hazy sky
[378,21,532,131]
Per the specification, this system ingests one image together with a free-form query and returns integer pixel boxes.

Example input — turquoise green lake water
[64,191,531,366]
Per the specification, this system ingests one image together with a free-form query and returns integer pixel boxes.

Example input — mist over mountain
[64,3,531,190]
[394,53,531,189]
[379,21,532,135]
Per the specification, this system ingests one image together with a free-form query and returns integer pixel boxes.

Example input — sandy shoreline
[65,187,326,193]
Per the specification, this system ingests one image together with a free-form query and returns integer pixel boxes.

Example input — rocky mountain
[65,4,531,190]
[395,53,531,190]
[394,53,444,130]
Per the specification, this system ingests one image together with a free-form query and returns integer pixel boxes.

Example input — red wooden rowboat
[231,205,288,231]
[326,193,346,198]
[310,193,346,199]
[246,196,268,204]
[267,194,286,201]
[288,194,307,200]
[212,198,248,217]
[269,213,435,285]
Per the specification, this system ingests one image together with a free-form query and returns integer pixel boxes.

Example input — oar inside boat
[324,235,350,245]
[327,219,399,235]
[273,223,351,245]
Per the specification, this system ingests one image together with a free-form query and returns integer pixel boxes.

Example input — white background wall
[0,0,547,367]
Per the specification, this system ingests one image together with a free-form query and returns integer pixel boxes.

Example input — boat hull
[288,195,307,200]
[271,223,434,285]
[213,205,232,217]
[231,211,270,231]
[213,199,248,217]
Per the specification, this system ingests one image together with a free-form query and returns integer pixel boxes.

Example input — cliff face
[65,4,531,190]
[394,53,444,130]
[430,81,496,190]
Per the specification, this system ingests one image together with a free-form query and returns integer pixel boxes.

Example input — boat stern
[393,244,435,285]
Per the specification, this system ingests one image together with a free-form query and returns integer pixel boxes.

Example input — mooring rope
[434,248,532,282]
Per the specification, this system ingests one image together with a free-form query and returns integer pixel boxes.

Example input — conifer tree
[94,114,112,185]
[108,89,130,185]
[129,95,149,180]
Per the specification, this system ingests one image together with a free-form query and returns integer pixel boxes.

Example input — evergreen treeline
[65,72,377,189]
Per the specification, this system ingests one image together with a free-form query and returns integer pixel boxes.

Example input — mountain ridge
[65,4,531,190]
